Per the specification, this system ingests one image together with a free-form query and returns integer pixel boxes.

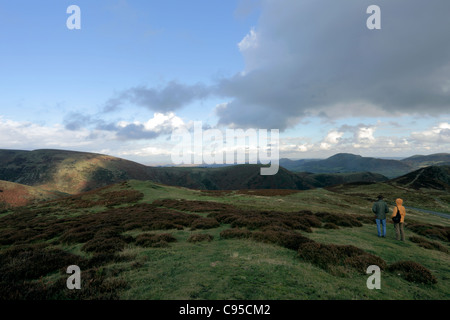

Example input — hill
[281,153,413,178]
[0,149,156,194]
[0,180,61,208]
[0,150,388,197]
[388,165,450,191]
[401,153,450,168]
[0,179,448,300]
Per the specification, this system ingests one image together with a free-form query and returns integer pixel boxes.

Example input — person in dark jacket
[372,195,389,237]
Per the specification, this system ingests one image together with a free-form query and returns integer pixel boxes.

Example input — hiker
[372,195,389,237]
[392,198,406,241]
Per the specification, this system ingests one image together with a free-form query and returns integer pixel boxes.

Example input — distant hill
[146,165,387,190]
[400,153,450,168]
[0,180,61,208]
[388,165,450,191]
[0,149,388,197]
[281,153,413,178]
[279,158,320,172]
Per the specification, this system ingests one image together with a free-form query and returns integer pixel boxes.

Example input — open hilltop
[0,170,448,299]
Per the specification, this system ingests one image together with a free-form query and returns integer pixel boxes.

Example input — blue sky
[0,0,449,165]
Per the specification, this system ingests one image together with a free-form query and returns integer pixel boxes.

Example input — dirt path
[405,206,450,219]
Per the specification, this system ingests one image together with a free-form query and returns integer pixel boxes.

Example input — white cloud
[353,127,376,148]
[238,27,258,52]
[0,117,100,149]
[118,112,185,132]
[411,122,450,143]
[320,130,344,150]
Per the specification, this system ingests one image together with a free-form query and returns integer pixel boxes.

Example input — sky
[0,0,449,165]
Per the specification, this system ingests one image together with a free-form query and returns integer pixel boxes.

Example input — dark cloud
[103,81,213,113]
[115,123,160,140]
[64,112,117,132]
[215,0,450,130]
[64,112,93,131]
[98,1,450,132]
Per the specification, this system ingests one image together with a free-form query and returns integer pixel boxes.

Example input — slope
[282,153,413,178]
[0,179,448,300]
[0,180,62,208]
[401,153,450,168]
[0,149,388,195]
[0,149,156,194]
[388,165,450,191]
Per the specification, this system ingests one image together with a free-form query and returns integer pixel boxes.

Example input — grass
[0,179,448,300]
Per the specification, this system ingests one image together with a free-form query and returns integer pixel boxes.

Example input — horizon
[1,1,449,165]
[1,147,448,167]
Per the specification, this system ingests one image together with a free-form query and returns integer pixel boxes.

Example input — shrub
[407,224,450,242]
[387,261,437,284]
[190,218,220,230]
[252,227,313,250]
[323,223,339,229]
[236,189,301,197]
[314,212,363,228]
[135,233,176,248]
[297,242,386,274]
[409,236,449,254]
[0,245,87,282]
[187,234,214,243]
[82,237,127,254]
[220,228,252,239]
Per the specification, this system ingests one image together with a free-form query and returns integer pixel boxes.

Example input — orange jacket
[391,198,406,223]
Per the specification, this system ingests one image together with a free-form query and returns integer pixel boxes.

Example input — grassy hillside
[0,149,155,194]
[0,180,62,208]
[0,179,448,300]
[401,153,450,168]
[0,150,387,199]
[389,166,450,191]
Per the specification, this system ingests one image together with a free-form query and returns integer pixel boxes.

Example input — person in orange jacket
[392,198,406,241]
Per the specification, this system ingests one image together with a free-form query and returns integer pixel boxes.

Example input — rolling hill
[400,153,450,168]
[280,153,413,178]
[388,165,450,191]
[0,178,448,300]
[280,153,450,179]
[0,180,61,208]
[0,149,388,203]
[0,149,156,194]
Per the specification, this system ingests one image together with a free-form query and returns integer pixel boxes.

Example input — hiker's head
[377,195,384,200]
[396,198,403,206]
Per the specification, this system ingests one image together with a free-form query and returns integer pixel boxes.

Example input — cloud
[115,112,186,140]
[411,122,450,144]
[320,130,344,150]
[64,111,187,141]
[103,81,213,113]
[0,117,104,149]
[213,0,450,130]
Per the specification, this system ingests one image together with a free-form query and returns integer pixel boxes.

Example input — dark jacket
[372,199,389,220]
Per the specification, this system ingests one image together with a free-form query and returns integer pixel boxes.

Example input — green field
[0,180,448,300]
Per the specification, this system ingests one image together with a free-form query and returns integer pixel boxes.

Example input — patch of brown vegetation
[297,242,387,274]
[409,236,449,253]
[48,187,144,209]
[187,234,214,243]
[387,261,437,284]
[135,233,177,248]
[236,189,301,197]
[407,223,450,242]
[219,228,252,239]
